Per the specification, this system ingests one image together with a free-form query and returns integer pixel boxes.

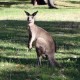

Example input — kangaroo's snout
[27,16,34,23]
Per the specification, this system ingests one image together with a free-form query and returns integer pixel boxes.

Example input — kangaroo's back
[34,25,56,53]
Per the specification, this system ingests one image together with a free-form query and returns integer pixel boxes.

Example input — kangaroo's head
[25,11,38,24]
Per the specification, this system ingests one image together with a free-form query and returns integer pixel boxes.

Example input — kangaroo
[25,11,59,66]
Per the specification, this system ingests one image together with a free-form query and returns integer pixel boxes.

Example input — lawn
[0,0,80,80]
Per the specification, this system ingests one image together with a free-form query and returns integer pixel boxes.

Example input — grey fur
[25,11,59,66]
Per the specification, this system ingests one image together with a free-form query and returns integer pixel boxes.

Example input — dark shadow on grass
[0,54,80,80]
[67,1,80,4]
[0,1,30,7]
[0,20,28,44]
[0,70,32,80]
[0,56,80,67]
[0,56,49,66]
[0,19,80,80]
[0,66,46,80]
[0,20,80,50]
[0,56,37,65]
[56,57,80,71]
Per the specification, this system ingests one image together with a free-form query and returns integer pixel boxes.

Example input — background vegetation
[0,0,80,80]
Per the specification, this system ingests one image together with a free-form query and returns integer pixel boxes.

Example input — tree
[31,0,57,9]
[47,0,57,9]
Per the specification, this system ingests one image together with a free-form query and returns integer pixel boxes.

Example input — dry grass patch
[55,0,80,8]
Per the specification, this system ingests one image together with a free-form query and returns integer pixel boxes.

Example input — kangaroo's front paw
[29,44,32,49]
[28,45,32,52]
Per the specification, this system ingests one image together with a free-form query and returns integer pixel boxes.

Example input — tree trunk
[47,0,57,9]
[31,0,57,9]
[31,0,38,5]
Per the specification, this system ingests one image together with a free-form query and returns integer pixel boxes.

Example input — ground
[0,0,80,80]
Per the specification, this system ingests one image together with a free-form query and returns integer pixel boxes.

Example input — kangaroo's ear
[32,11,38,16]
[24,11,30,16]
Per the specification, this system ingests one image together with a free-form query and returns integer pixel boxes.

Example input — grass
[0,0,80,80]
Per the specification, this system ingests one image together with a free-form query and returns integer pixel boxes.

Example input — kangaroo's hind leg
[36,47,42,66]
[36,46,46,66]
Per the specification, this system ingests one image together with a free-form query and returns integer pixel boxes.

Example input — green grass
[0,0,80,80]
